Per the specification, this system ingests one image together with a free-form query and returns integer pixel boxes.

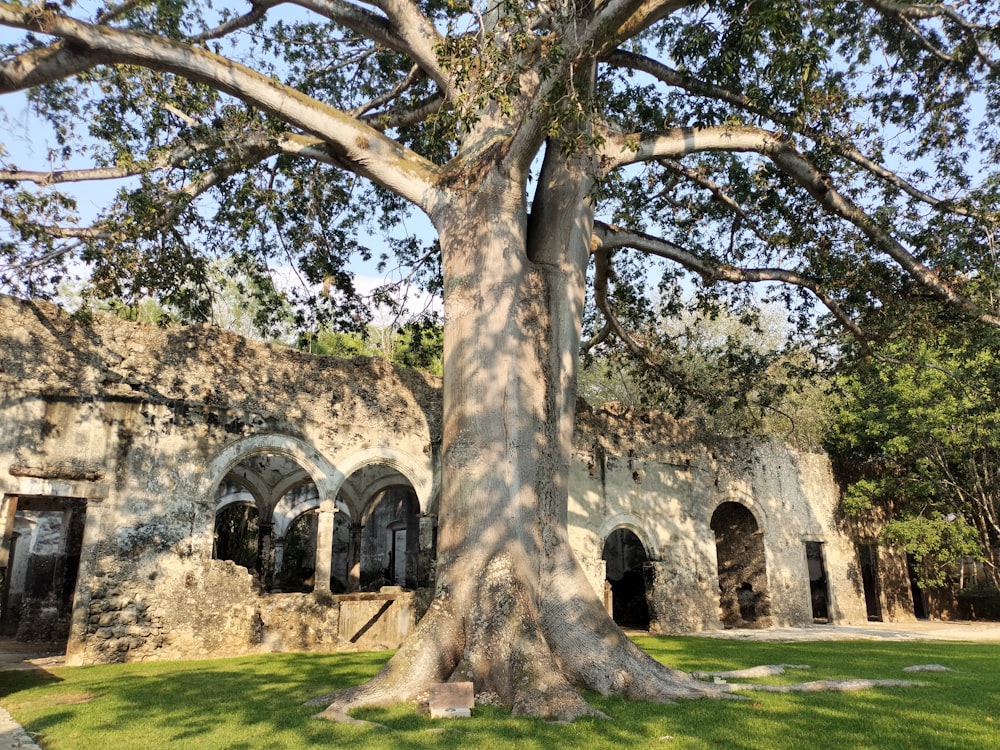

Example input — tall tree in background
[826,292,1000,592]
[1,0,999,719]
[579,304,831,448]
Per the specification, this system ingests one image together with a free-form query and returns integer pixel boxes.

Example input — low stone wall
[69,557,415,664]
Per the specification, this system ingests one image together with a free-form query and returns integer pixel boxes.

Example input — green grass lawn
[2,636,998,749]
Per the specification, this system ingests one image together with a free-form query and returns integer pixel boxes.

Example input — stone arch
[201,435,343,512]
[710,500,772,629]
[329,446,433,516]
[597,514,656,559]
[705,489,768,532]
[202,435,343,590]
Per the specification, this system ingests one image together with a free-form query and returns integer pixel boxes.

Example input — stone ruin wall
[1,296,435,662]
[0,295,914,663]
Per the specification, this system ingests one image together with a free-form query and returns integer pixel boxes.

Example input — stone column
[313,508,335,592]
[0,494,18,577]
[257,521,274,588]
[65,500,105,666]
[0,495,19,637]
[347,522,362,592]
[271,538,285,591]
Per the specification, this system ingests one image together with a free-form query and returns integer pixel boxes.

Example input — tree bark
[310,163,727,722]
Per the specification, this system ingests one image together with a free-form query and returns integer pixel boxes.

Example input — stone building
[0,295,918,664]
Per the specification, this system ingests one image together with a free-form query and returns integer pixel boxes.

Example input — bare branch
[0,3,442,209]
[96,0,146,25]
[192,0,282,42]
[352,64,424,117]
[362,91,446,131]
[601,49,983,218]
[592,221,869,342]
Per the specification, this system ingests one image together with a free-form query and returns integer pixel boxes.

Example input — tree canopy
[2,0,1000,721]
[1,0,998,339]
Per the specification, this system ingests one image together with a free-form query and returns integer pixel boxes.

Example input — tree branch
[589,239,659,362]
[655,158,774,245]
[293,0,451,97]
[592,221,870,342]
[601,49,983,219]
[0,3,442,209]
[860,0,999,70]
[612,0,701,48]
[600,124,1000,328]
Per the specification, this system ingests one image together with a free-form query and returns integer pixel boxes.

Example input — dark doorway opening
[907,554,928,619]
[805,541,831,623]
[857,543,883,621]
[602,528,651,630]
[360,487,419,590]
[0,495,86,647]
[710,502,771,629]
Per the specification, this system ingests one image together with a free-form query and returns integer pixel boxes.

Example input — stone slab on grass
[429,682,474,719]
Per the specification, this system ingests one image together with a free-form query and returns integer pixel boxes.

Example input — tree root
[692,664,811,680]
[304,545,918,726]
[733,678,922,693]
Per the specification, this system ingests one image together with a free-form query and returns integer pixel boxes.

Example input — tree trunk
[311,165,724,722]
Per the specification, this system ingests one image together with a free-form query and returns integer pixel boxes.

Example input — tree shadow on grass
[2,641,999,749]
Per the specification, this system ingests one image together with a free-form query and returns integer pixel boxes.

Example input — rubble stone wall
[0,296,913,662]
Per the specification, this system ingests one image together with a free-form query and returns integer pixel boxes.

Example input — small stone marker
[428,681,475,719]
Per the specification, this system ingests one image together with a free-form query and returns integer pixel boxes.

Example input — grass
[2,636,999,749]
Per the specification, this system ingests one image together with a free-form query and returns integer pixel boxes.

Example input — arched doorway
[212,451,317,588]
[360,486,420,591]
[710,502,771,629]
[602,528,651,630]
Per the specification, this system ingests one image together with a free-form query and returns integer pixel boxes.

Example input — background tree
[2,0,999,720]
[580,303,830,449]
[826,294,1000,592]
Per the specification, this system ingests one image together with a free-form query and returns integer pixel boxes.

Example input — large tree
[1,0,999,720]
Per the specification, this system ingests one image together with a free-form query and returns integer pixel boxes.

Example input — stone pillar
[313,508,335,592]
[347,522,362,592]
[0,495,19,637]
[257,521,274,588]
[0,494,18,581]
[271,538,285,590]
[65,501,104,666]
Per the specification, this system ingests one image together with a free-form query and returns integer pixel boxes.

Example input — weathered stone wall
[0,296,435,663]
[568,402,876,631]
[0,295,913,663]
